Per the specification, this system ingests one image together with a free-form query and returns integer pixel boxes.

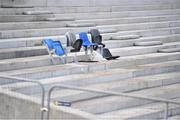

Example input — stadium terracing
[0,0,180,119]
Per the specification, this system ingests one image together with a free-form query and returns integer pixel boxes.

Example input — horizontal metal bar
[50,84,180,105]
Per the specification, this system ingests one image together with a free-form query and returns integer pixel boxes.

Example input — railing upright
[0,74,46,120]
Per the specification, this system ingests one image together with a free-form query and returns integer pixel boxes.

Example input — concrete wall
[0,89,94,119]
[1,0,180,7]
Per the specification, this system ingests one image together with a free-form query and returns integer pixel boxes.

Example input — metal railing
[1,74,180,120]
[46,84,180,120]
[0,74,46,120]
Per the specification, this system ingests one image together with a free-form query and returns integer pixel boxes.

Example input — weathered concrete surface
[0,88,95,119]
[1,0,180,119]
[1,0,180,7]
[1,0,46,7]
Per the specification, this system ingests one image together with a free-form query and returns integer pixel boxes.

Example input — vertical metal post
[47,87,57,120]
[84,47,88,61]
[0,75,46,120]
[164,102,169,120]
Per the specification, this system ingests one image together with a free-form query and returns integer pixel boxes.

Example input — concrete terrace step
[0,40,179,62]
[0,63,89,85]
[110,35,141,40]
[0,5,180,15]
[2,52,180,79]
[110,41,180,57]
[0,33,180,49]
[0,21,67,30]
[169,115,180,120]
[54,9,180,20]
[66,23,96,27]
[6,60,180,95]
[0,52,91,72]
[0,20,180,39]
[71,83,180,114]
[0,14,55,22]
[134,41,163,46]
[0,46,47,60]
[106,34,180,48]
[97,21,180,32]
[111,4,180,12]
[35,71,180,103]
[1,9,180,22]
[44,17,75,21]
[0,7,111,15]
[1,14,180,30]
[98,98,180,119]
[22,11,53,15]
[1,2,180,120]
[0,36,67,49]
[75,15,180,26]
[158,47,180,53]
[108,26,180,39]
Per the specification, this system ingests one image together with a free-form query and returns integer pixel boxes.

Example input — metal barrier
[1,74,180,120]
[46,84,180,120]
[0,74,46,120]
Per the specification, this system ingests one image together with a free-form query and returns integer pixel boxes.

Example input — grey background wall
[1,0,180,7]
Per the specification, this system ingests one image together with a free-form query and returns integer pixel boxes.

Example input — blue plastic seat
[79,32,99,61]
[43,39,54,50]
[43,39,66,64]
[79,32,97,47]
[52,41,65,56]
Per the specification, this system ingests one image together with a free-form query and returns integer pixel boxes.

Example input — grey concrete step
[0,40,179,66]
[1,14,180,30]
[106,34,180,48]
[169,115,180,120]
[1,40,180,60]
[0,5,179,15]
[76,14,180,26]
[1,5,33,8]
[54,9,180,20]
[71,83,180,114]
[98,98,180,119]
[0,46,47,60]
[110,35,141,40]
[6,60,180,95]
[107,26,180,39]
[22,11,53,15]
[97,21,180,33]
[66,23,96,27]
[111,4,180,12]
[0,63,89,85]
[37,71,180,103]
[0,33,179,49]
[44,17,75,21]
[0,36,67,49]
[110,41,180,57]
[0,21,67,30]
[0,7,110,15]
[0,52,91,72]
[0,14,55,22]
[2,52,180,80]
[158,47,180,53]
[0,20,179,39]
[134,41,163,46]
[1,9,180,22]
